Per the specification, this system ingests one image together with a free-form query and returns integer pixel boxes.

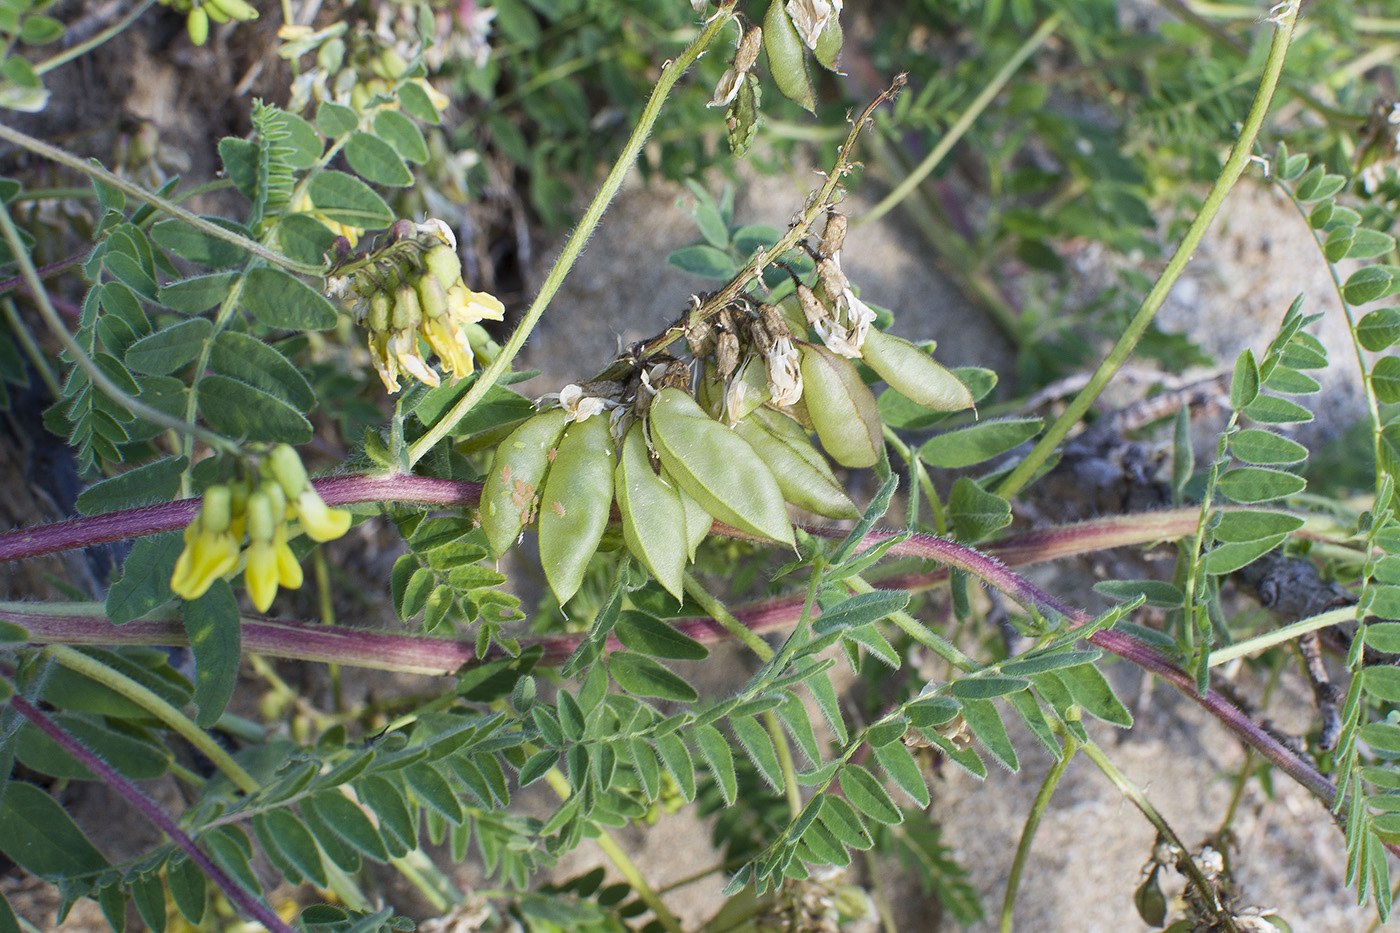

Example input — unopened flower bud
[393,283,423,330]
[423,243,463,290]
[268,444,311,499]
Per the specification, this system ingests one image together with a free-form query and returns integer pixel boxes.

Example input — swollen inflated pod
[797,342,883,469]
[733,412,859,520]
[479,409,570,558]
[860,329,974,412]
[615,423,689,602]
[649,387,795,547]
[537,414,615,605]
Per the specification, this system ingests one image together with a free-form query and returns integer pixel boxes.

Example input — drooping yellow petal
[273,524,304,589]
[170,526,241,601]
[294,489,353,542]
[244,539,279,612]
[422,314,473,382]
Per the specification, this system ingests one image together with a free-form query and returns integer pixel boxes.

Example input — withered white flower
[766,336,803,407]
[785,0,841,51]
[814,287,874,359]
[541,384,612,423]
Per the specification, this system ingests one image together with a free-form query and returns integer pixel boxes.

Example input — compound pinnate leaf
[240,266,339,331]
[818,795,872,850]
[959,697,1018,772]
[839,764,902,825]
[125,319,213,375]
[608,651,697,702]
[1358,308,1400,352]
[1056,665,1133,727]
[151,217,251,268]
[210,331,316,412]
[731,715,782,790]
[344,132,413,187]
[919,418,1041,469]
[166,856,208,924]
[613,610,708,660]
[183,579,240,727]
[812,591,910,634]
[0,781,108,879]
[1344,266,1400,306]
[308,170,395,230]
[105,532,182,625]
[695,723,737,806]
[304,791,390,863]
[1216,466,1306,503]
[198,375,314,444]
[874,740,930,807]
[1213,509,1304,542]
[373,110,429,163]
[1230,428,1307,465]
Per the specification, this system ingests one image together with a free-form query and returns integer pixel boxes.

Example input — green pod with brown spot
[735,415,858,520]
[615,424,688,602]
[799,343,883,468]
[479,409,569,558]
[538,414,615,605]
[763,0,815,114]
[861,328,974,413]
[650,387,794,547]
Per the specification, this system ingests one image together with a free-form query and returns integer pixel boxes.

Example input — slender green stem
[35,0,158,75]
[44,645,259,794]
[1000,734,1080,933]
[0,199,238,453]
[1080,740,1240,933]
[1,296,58,396]
[1208,607,1357,667]
[995,4,1298,500]
[545,769,685,933]
[685,571,773,660]
[0,122,322,275]
[763,710,803,820]
[405,4,738,467]
[860,12,1063,225]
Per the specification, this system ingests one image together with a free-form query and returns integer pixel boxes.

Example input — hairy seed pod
[538,414,615,605]
[209,0,258,20]
[860,328,974,412]
[479,409,569,558]
[798,343,882,468]
[423,243,462,291]
[734,415,858,519]
[819,212,847,259]
[415,272,449,320]
[615,424,688,601]
[650,387,793,546]
[763,0,815,114]
[813,15,843,72]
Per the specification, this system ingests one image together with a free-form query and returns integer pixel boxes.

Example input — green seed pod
[615,424,688,601]
[798,343,882,468]
[649,387,794,546]
[734,415,858,519]
[673,477,714,561]
[763,0,816,114]
[538,414,615,605]
[393,282,422,330]
[775,295,808,336]
[861,328,974,412]
[724,356,771,426]
[423,243,462,291]
[813,15,843,73]
[752,404,857,491]
[479,409,569,558]
[186,6,210,45]
[415,272,449,320]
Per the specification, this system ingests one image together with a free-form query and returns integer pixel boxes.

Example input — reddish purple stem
[0,473,1355,833]
[6,692,297,933]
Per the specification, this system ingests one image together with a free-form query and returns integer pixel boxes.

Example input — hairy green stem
[763,710,804,820]
[0,199,238,453]
[5,690,295,933]
[35,0,158,75]
[996,3,1298,500]
[1080,739,1240,933]
[0,122,321,275]
[685,570,774,660]
[1000,734,1080,933]
[861,12,1064,225]
[1209,607,1357,666]
[545,768,685,933]
[405,4,738,467]
[44,644,259,794]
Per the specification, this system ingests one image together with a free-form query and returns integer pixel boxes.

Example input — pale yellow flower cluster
[171,445,352,612]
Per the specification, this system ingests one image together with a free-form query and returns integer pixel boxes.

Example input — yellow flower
[170,486,241,601]
[242,487,307,613]
[423,313,473,381]
[289,489,352,542]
